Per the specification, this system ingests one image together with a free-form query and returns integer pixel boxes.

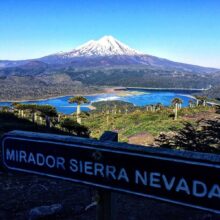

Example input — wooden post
[96,131,118,220]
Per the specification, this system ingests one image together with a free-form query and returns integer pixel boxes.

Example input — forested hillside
[1,64,220,101]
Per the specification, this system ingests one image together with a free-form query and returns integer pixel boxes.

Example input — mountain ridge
[0,36,219,73]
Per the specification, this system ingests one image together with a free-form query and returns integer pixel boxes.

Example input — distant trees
[171,98,183,120]
[201,96,208,106]
[12,103,25,118]
[1,106,11,112]
[195,95,200,106]
[195,96,207,106]
[11,103,58,128]
[18,104,38,123]
[38,105,58,128]
[27,105,38,123]
[8,102,91,137]
[69,96,90,124]
[155,103,163,111]
[188,99,194,108]
[92,100,134,114]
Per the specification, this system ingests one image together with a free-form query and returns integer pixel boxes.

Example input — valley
[1,66,220,101]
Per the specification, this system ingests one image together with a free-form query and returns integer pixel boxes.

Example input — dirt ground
[182,109,219,121]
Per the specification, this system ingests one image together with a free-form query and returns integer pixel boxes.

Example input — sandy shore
[179,94,196,100]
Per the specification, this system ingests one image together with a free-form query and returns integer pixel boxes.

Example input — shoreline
[0,87,125,103]
[0,86,202,103]
[123,86,211,91]
[179,94,196,99]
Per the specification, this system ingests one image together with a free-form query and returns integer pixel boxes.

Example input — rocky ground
[128,132,155,146]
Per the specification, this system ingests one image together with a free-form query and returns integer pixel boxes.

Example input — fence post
[96,131,118,220]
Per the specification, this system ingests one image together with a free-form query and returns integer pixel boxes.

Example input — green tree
[157,120,220,153]
[24,104,38,123]
[194,96,202,106]
[1,106,10,112]
[172,98,183,120]
[188,99,194,108]
[201,96,207,106]
[68,96,90,124]
[12,103,26,118]
[195,96,207,106]
[155,103,163,111]
[11,102,19,109]
[38,105,58,128]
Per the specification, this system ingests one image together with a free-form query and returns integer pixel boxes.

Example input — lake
[0,89,196,114]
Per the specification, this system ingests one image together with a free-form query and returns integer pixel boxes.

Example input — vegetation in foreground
[0,105,90,138]
[0,98,220,219]
[85,102,218,142]
[0,98,219,153]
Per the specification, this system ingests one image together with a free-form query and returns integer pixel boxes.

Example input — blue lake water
[0,89,195,114]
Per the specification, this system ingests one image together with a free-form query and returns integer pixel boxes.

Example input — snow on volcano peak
[61,36,142,57]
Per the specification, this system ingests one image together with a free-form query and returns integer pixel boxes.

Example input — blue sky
[0,0,220,68]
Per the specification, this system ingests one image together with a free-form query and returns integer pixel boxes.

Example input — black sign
[2,131,220,214]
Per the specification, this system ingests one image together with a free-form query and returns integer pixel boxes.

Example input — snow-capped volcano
[56,36,142,57]
[1,35,218,73]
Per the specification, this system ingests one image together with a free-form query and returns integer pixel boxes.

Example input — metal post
[96,131,118,220]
